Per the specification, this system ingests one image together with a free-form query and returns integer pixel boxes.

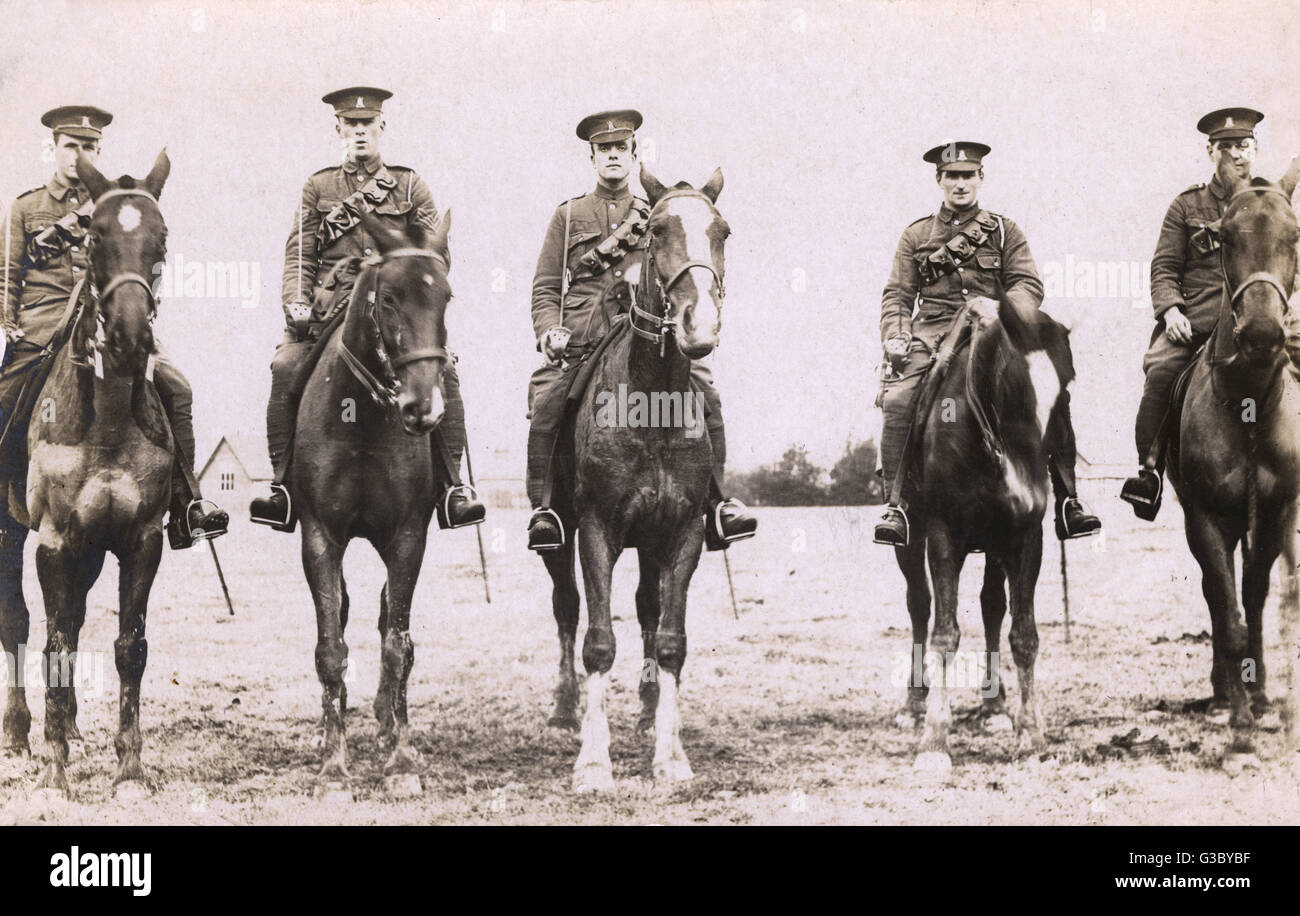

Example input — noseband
[630,192,726,356]
[337,247,451,407]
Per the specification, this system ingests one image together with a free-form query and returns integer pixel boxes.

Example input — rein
[629,191,726,357]
[336,246,450,408]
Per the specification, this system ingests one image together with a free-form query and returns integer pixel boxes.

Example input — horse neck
[629,245,693,392]
[965,328,1045,464]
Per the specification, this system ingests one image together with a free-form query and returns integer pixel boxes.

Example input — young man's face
[591,139,635,186]
[1209,137,1256,184]
[337,115,384,162]
[54,133,100,183]
[937,167,982,210]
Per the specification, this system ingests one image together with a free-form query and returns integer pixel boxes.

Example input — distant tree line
[725,440,884,506]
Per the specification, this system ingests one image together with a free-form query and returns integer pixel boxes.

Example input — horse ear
[76,151,111,201]
[358,209,401,254]
[428,209,451,258]
[701,167,724,203]
[1280,154,1300,200]
[143,149,170,200]
[641,165,667,206]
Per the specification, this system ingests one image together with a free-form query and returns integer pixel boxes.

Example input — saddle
[1156,342,1207,474]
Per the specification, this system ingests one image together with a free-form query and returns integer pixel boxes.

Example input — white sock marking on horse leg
[653,670,692,781]
[574,671,612,791]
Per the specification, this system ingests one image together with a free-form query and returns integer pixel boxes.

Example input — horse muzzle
[397,385,445,435]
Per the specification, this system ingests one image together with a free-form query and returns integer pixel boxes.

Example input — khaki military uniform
[877,204,1045,482]
[1,175,196,477]
[266,157,465,480]
[1136,174,1300,461]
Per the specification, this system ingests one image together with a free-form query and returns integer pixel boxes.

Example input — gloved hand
[883,334,910,369]
[284,299,313,337]
[542,326,572,365]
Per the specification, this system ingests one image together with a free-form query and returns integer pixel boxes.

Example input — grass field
[1,500,1298,825]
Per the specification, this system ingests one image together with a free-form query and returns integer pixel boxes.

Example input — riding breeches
[265,328,467,484]
[525,359,725,508]
[1133,330,1210,463]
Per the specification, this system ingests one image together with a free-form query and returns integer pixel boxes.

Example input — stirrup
[706,498,757,550]
[250,483,297,532]
[528,508,565,552]
[873,505,910,546]
[168,498,228,550]
[1120,470,1162,522]
[436,484,486,530]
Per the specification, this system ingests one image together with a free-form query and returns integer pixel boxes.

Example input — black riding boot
[702,415,757,551]
[154,369,228,550]
[1045,394,1100,540]
[431,363,485,530]
[526,428,563,551]
[250,340,303,532]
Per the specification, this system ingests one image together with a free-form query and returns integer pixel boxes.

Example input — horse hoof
[636,715,656,736]
[573,764,615,794]
[1223,752,1262,777]
[68,739,88,760]
[1255,708,1281,731]
[113,780,150,801]
[383,773,422,799]
[894,711,921,730]
[913,751,953,782]
[313,781,354,803]
[653,758,694,784]
[1206,705,1231,727]
[547,714,580,732]
[983,713,1014,733]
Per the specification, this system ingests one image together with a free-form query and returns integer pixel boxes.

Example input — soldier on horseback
[874,141,1100,547]
[525,109,756,552]
[1121,107,1300,519]
[249,87,484,532]
[0,105,228,551]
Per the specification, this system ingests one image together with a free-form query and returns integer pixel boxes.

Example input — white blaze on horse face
[118,204,142,233]
[1024,350,1061,439]
[667,196,721,332]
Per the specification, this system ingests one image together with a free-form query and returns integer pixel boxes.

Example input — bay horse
[894,292,1077,777]
[292,209,452,798]
[542,165,725,792]
[1168,176,1300,768]
[1,150,174,798]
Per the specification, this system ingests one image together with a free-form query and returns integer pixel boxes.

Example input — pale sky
[2,0,1297,476]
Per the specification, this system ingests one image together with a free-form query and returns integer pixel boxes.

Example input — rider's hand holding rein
[285,298,312,336]
[1163,305,1194,344]
[884,333,910,369]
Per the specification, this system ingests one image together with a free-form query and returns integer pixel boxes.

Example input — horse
[541,165,726,792]
[292,208,452,798]
[0,150,175,798]
[1168,176,1300,769]
[893,292,1078,777]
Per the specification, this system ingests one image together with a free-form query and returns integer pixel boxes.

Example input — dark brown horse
[292,209,452,798]
[0,151,174,798]
[1168,177,1300,769]
[542,166,725,792]
[894,293,1078,777]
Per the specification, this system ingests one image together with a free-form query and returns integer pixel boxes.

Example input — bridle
[1223,185,1295,316]
[337,246,451,408]
[82,187,163,378]
[630,190,726,356]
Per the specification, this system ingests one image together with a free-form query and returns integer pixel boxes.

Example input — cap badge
[1225,116,1235,127]
[357,96,365,108]
[81,116,90,127]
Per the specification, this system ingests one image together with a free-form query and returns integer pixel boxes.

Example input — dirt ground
[1,501,1298,825]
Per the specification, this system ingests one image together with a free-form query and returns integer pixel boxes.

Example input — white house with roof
[196,435,273,527]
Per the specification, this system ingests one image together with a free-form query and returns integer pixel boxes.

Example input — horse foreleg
[917,526,964,776]
[542,538,581,730]
[635,549,662,735]
[0,514,32,758]
[652,526,703,785]
[895,540,930,727]
[112,532,160,797]
[1184,507,1255,760]
[301,518,351,789]
[375,524,426,798]
[573,517,618,793]
[1241,520,1283,719]
[979,559,1011,729]
[33,529,81,795]
[1005,532,1045,755]
[64,549,105,754]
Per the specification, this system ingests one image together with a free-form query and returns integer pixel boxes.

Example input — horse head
[76,149,170,373]
[639,165,728,359]
[1220,178,1298,369]
[355,208,453,435]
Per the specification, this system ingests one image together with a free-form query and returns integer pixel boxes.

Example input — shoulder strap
[559,200,572,325]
